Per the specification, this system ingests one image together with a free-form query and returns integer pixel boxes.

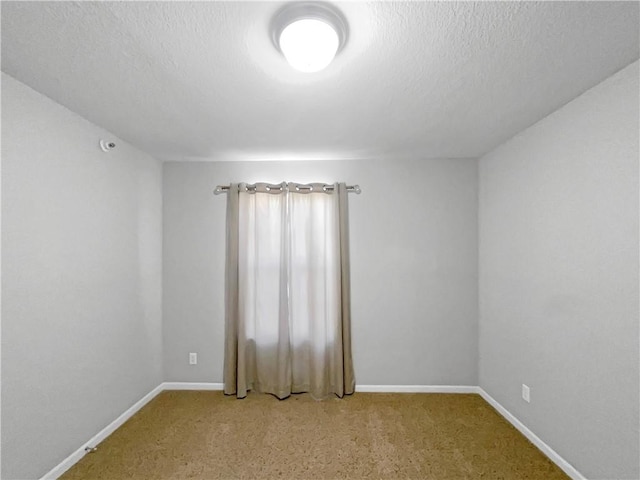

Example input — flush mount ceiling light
[272,3,348,73]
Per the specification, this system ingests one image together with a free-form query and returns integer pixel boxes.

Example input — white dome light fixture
[272,3,348,73]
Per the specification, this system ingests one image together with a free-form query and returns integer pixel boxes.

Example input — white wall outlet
[189,352,197,365]
[522,384,530,403]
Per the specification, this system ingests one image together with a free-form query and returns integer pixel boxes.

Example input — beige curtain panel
[224,182,355,400]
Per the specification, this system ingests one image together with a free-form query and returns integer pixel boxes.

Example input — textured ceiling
[1,1,638,161]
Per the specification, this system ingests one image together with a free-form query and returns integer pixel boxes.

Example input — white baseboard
[478,388,586,480]
[39,383,164,480]
[162,382,224,391]
[356,385,480,393]
[160,383,480,394]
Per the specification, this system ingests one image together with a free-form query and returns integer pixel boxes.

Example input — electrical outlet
[189,352,197,365]
[522,384,530,403]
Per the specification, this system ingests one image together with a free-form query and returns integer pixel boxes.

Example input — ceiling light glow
[272,3,348,74]
[279,19,339,73]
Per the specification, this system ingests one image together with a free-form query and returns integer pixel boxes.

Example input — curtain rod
[213,184,361,195]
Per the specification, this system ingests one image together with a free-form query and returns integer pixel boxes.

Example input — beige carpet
[61,391,569,479]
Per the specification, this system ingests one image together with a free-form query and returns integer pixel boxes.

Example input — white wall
[163,159,478,386]
[1,73,164,480]
[479,61,639,479]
